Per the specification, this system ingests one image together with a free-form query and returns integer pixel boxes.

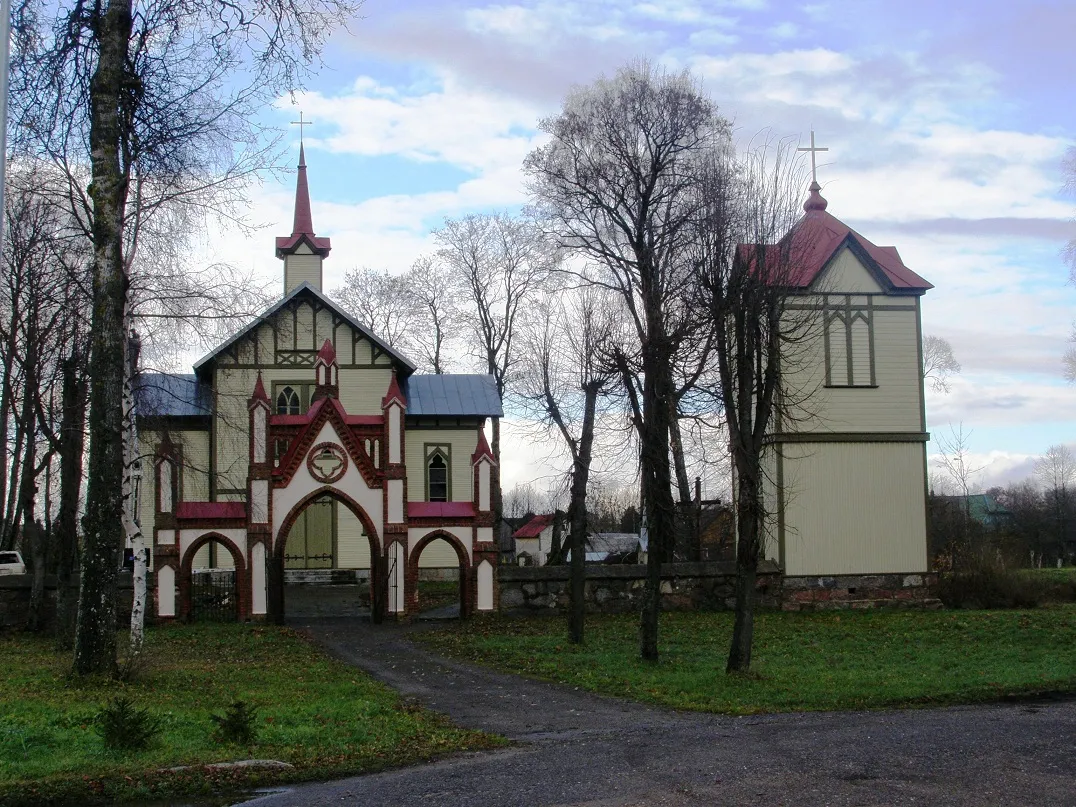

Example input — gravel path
[241,617,1076,806]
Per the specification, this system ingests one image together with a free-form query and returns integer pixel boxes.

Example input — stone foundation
[780,573,941,611]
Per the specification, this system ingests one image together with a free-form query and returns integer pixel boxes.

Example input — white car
[0,550,26,575]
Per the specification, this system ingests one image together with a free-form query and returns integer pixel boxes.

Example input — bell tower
[275,143,331,294]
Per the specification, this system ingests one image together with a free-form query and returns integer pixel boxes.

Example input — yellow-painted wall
[774,441,928,575]
[284,246,323,294]
[404,429,478,503]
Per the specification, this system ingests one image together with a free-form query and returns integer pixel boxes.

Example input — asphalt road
[241,617,1076,806]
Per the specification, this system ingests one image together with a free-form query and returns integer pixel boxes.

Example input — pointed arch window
[824,295,876,387]
[276,386,301,415]
[425,446,450,503]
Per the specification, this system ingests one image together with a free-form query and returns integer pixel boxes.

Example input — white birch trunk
[122,309,147,655]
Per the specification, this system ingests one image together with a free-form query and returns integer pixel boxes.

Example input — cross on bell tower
[799,130,830,214]
[797,129,828,185]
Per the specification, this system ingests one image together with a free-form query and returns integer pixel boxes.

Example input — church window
[824,297,875,387]
[276,386,301,415]
[425,446,450,502]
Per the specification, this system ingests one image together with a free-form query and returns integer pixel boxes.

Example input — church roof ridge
[193,282,418,374]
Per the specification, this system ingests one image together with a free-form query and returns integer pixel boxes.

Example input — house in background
[938,494,1016,532]
[565,532,646,564]
[511,513,562,566]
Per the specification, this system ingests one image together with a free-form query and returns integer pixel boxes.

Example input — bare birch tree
[13,0,361,675]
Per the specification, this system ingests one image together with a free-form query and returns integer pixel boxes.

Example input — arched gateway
[142,146,501,623]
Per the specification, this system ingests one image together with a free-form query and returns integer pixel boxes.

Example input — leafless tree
[408,255,463,374]
[933,423,986,564]
[1035,444,1075,557]
[331,256,463,374]
[691,137,820,673]
[14,0,361,676]
[923,335,961,393]
[525,60,731,660]
[435,212,556,534]
[333,267,415,350]
[519,283,618,643]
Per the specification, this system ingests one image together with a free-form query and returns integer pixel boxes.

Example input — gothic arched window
[276,386,301,415]
[427,452,448,503]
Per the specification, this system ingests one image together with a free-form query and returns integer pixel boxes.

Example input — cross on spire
[797,130,828,184]
[291,111,313,145]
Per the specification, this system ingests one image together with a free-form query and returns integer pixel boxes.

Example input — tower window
[427,453,448,503]
[276,386,301,415]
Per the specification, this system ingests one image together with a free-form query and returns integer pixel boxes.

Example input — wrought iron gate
[190,570,238,622]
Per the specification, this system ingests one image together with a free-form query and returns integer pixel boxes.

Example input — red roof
[275,144,331,258]
[738,182,932,292]
[176,501,247,521]
[512,513,555,539]
[408,501,476,519]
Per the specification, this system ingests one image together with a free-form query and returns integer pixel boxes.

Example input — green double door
[284,497,335,569]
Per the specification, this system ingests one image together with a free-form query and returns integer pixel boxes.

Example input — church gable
[815,242,887,295]
[195,284,415,374]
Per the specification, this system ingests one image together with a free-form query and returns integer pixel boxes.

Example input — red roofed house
[135,146,503,623]
[752,179,933,581]
[511,513,563,566]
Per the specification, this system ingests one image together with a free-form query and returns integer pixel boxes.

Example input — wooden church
[136,146,503,622]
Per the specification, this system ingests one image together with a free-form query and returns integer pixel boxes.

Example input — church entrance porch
[271,488,385,625]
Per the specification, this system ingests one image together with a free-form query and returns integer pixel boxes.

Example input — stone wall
[0,574,137,631]
[498,564,940,614]
[498,561,784,613]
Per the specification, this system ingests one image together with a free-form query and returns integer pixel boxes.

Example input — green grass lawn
[0,623,502,806]
[418,607,1076,714]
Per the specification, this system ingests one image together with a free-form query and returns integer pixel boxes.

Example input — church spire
[292,143,315,236]
[275,141,331,294]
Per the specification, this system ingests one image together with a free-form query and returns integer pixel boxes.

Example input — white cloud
[287,75,544,175]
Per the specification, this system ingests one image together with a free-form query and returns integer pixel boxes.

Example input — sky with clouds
[210,0,1076,497]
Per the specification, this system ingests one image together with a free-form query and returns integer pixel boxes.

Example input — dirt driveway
[243,617,1076,806]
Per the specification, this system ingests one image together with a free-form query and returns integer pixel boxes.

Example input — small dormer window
[427,452,448,503]
[277,386,301,415]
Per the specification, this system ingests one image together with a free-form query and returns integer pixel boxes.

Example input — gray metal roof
[192,282,417,374]
[136,374,212,418]
[403,374,503,417]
